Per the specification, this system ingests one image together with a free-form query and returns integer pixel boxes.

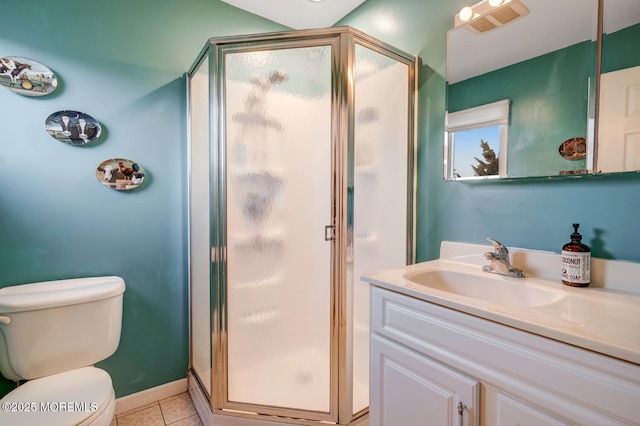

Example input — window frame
[444,99,510,180]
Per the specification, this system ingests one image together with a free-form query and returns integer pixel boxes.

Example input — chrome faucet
[482,238,525,278]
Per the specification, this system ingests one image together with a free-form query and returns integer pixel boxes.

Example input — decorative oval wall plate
[96,158,145,191]
[45,110,102,146]
[558,137,587,160]
[0,56,57,96]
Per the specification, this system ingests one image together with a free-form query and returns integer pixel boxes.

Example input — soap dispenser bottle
[561,223,591,287]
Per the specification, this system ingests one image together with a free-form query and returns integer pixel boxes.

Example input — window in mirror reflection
[445,99,509,180]
[449,126,502,179]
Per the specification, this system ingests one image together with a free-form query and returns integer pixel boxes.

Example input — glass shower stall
[187,27,416,425]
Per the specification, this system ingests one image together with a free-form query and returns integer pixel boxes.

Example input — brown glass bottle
[561,223,591,287]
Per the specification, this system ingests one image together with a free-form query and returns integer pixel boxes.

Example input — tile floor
[110,392,202,426]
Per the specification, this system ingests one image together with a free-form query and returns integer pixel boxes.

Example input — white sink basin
[403,270,565,307]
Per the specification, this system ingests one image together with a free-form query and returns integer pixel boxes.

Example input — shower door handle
[324,225,335,241]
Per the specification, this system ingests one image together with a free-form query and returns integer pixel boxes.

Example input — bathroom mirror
[446,0,599,180]
[598,0,640,173]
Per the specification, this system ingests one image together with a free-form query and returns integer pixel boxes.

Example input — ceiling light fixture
[455,0,529,34]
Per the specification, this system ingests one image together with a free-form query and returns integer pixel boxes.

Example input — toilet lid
[0,366,113,426]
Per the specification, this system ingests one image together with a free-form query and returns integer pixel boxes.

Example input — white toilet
[0,276,126,426]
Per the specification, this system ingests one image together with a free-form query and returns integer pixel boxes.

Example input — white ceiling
[220,0,367,30]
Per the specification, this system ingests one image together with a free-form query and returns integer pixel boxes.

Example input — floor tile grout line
[159,401,170,425]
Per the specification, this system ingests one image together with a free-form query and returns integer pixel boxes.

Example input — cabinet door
[370,334,480,426]
[496,393,575,426]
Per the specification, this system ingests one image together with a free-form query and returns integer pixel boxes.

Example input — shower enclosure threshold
[188,372,369,426]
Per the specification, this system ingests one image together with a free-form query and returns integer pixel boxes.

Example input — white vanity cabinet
[369,285,640,426]
[371,333,479,426]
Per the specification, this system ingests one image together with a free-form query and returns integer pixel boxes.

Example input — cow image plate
[45,110,102,146]
[0,56,58,96]
[96,158,145,191]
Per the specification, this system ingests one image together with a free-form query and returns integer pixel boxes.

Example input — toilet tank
[0,276,125,381]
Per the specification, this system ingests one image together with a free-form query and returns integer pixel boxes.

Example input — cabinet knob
[457,401,467,426]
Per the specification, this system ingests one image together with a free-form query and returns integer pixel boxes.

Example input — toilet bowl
[0,367,116,426]
[0,277,125,426]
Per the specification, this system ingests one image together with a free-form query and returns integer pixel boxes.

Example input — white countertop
[362,242,640,365]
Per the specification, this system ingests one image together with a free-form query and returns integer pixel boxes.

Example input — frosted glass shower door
[223,46,333,414]
[350,44,410,415]
[188,55,211,396]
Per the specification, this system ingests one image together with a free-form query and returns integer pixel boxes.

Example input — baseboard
[115,377,188,415]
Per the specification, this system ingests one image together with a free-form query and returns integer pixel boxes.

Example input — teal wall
[448,42,592,177]
[0,0,285,398]
[1,0,639,401]
[602,23,640,73]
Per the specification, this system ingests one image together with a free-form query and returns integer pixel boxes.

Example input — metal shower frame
[187,26,417,426]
